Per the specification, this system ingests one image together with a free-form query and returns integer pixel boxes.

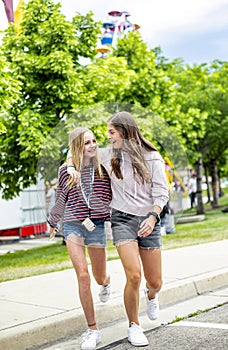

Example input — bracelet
[67,165,75,168]
[147,211,160,223]
[88,322,96,327]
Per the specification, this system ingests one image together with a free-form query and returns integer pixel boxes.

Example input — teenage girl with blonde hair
[48,127,112,350]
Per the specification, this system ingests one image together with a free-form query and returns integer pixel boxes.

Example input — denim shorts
[111,209,162,248]
[63,219,106,246]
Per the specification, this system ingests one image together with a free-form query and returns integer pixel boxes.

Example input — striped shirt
[48,165,112,227]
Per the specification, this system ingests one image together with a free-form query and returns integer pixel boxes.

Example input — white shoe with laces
[99,283,110,303]
[144,288,159,320]
[128,322,149,346]
[80,329,100,350]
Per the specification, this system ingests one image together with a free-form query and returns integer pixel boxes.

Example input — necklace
[80,163,94,209]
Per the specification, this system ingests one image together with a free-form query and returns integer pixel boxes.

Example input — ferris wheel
[96,10,140,58]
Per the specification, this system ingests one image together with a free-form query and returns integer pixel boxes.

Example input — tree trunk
[210,159,219,208]
[196,156,205,214]
[218,171,224,197]
[204,164,211,204]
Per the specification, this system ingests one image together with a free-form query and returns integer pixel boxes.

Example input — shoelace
[130,323,145,333]
[100,285,110,294]
[82,329,95,341]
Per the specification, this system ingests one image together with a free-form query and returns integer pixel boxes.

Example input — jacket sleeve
[47,167,69,227]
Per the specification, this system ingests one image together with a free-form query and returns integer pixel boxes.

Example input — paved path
[0,239,228,350]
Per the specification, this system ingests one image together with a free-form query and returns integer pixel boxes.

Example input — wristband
[147,211,160,223]
[67,165,76,169]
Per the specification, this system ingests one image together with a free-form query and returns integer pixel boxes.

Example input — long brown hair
[107,111,157,183]
[68,127,103,178]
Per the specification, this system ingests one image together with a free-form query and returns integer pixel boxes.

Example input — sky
[1,0,228,64]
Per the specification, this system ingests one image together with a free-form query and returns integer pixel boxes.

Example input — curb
[1,268,228,350]
[176,214,205,224]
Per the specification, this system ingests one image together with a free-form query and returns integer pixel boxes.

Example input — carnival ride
[96,10,140,58]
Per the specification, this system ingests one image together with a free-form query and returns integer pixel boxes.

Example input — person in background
[160,200,175,235]
[67,112,169,347]
[188,172,197,208]
[48,127,112,350]
[160,202,169,236]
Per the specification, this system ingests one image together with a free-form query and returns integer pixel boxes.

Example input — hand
[67,167,80,185]
[138,216,156,237]
[49,226,59,240]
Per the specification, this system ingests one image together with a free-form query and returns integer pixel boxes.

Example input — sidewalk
[0,239,228,350]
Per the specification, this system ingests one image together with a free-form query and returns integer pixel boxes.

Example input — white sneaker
[128,322,149,346]
[99,284,110,303]
[80,329,101,350]
[144,288,159,320]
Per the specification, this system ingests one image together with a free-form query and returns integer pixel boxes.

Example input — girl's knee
[128,271,141,287]
[94,275,106,285]
[78,272,91,286]
[148,279,162,292]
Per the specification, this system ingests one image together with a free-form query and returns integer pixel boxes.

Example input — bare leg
[66,236,97,329]
[116,241,141,325]
[88,246,110,286]
[140,248,162,299]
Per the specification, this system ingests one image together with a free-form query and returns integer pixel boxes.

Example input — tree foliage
[0,50,21,134]
[166,59,228,207]
[113,32,179,123]
[0,0,101,199]
[0,0,227,205]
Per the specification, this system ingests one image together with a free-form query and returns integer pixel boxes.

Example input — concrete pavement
[0,239,228,350]
[41,287,228,350]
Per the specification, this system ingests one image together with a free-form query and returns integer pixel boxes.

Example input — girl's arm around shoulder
[144,150,164,162]
[99,147,112,163]
[66,151,81,183]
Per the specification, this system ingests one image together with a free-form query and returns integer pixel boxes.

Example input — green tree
[81,56,135,104]
[112,32,179,125]
[163,61,209,213]
[0,0,101,199]
[0,50,21,134]
[168,59,228,210]
[200,61,228,206]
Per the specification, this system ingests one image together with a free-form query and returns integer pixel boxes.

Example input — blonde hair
[69,127,103,177]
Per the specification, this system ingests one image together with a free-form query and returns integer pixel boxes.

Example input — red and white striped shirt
[48,165,112,227]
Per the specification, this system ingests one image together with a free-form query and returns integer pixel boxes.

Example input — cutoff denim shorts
[63,219,106,246]
[111,209,162,248]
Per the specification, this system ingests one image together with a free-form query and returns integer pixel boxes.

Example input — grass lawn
[0,191,227,283]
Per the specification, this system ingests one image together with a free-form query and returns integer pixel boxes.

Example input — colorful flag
[2,0,14,22]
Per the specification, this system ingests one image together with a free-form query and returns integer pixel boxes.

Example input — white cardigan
[99,147,169,216]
